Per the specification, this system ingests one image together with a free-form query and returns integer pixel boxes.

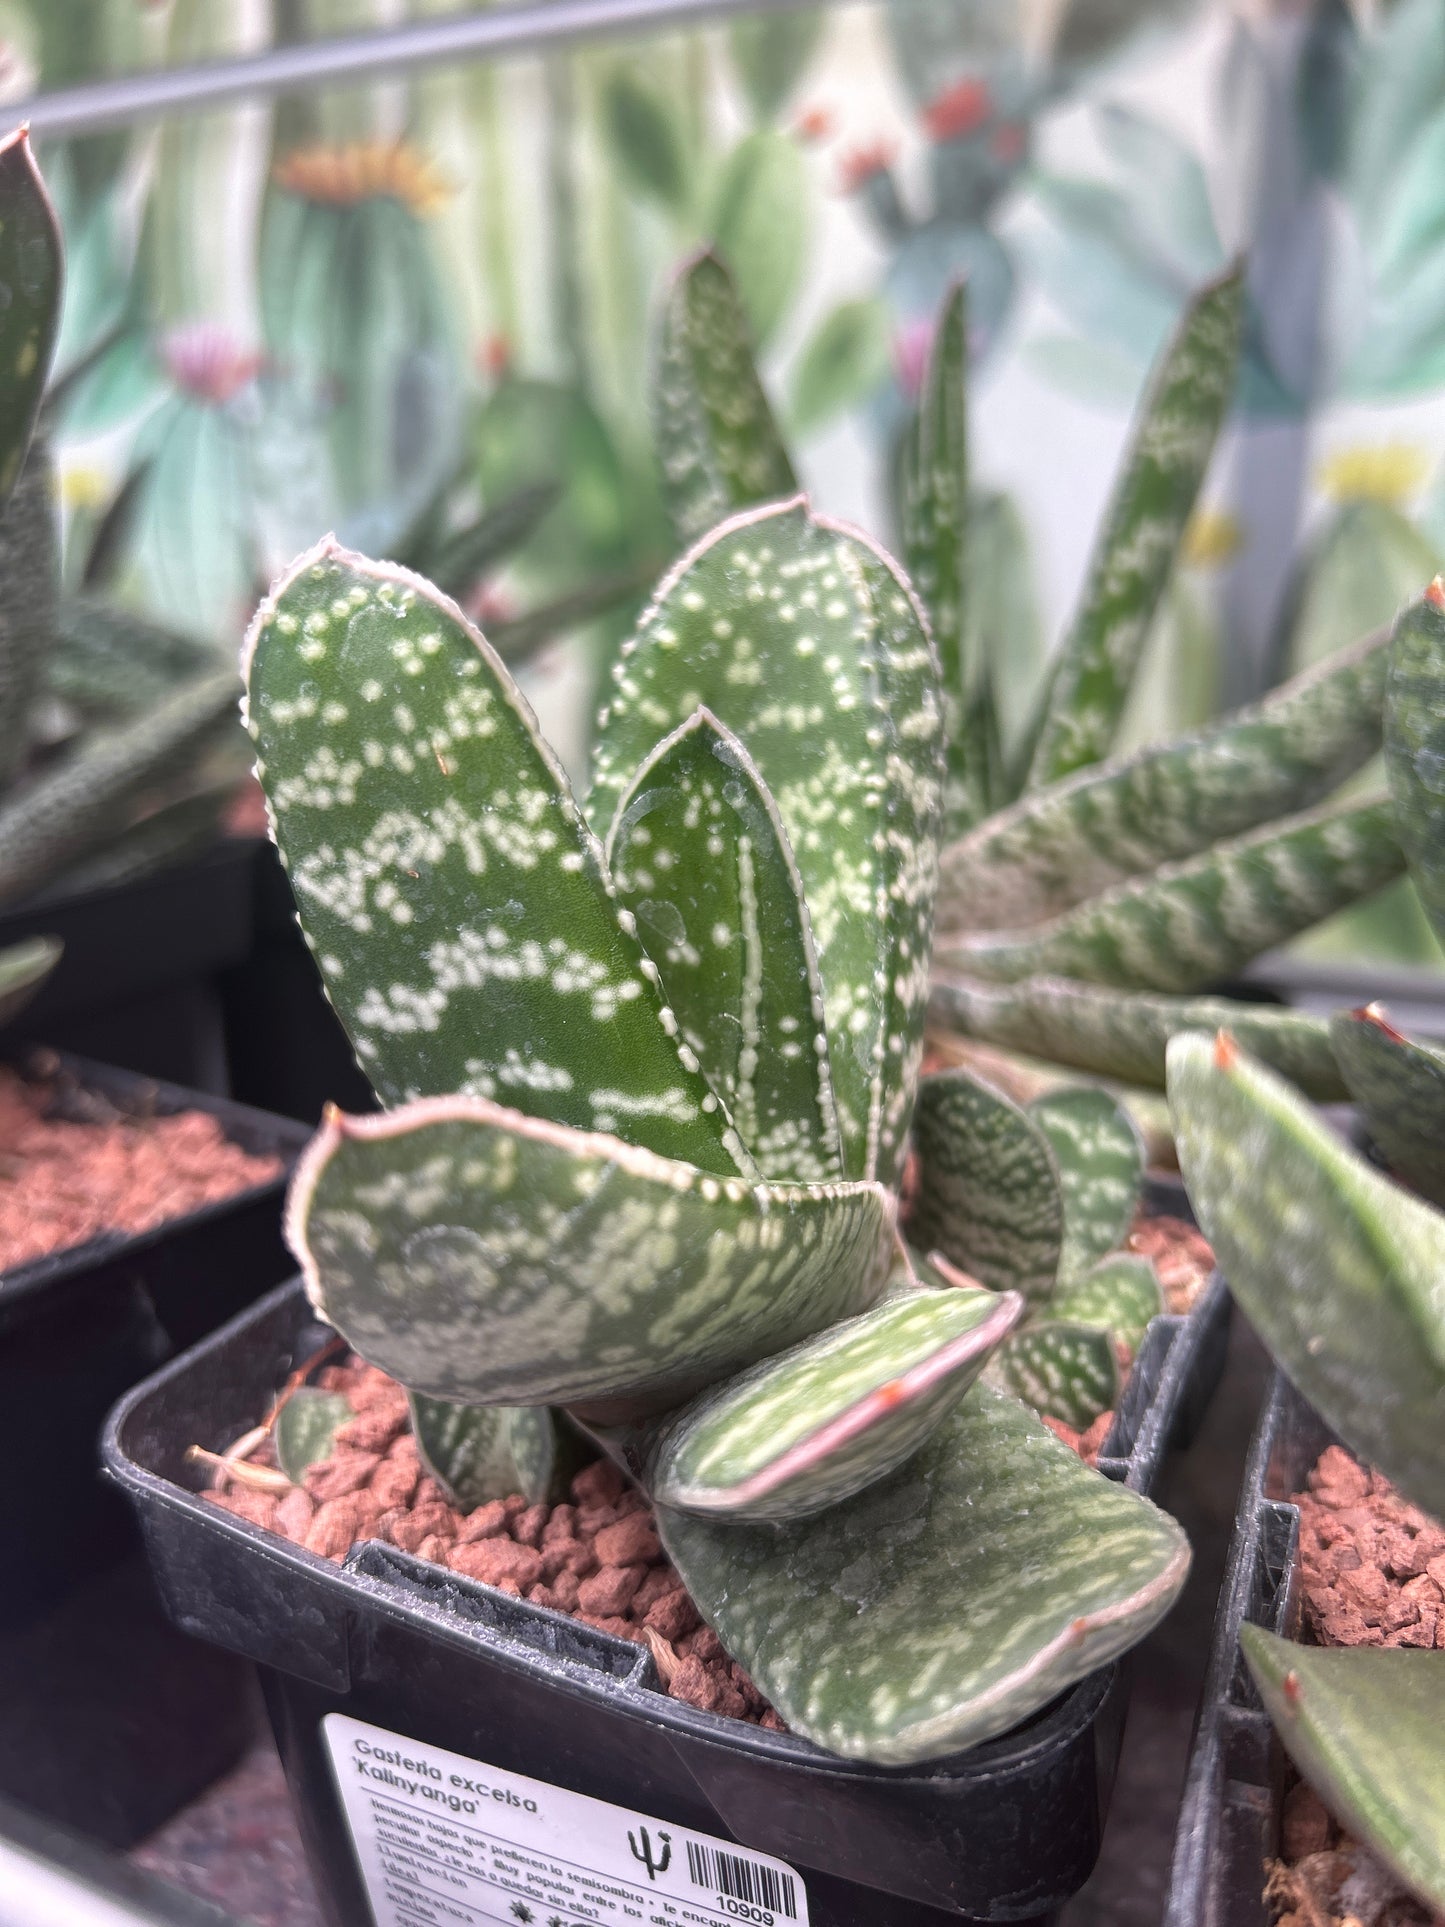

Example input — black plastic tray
[1163,1372,1329,1927]
[105,1265,1229,1927]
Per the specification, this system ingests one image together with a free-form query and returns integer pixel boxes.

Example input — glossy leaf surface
[1028,1087,1142,1277]
[1052,1254,1163,1355]
[1331,1005,1445,1208]
[987,1321,1120,1428]
[0,936,60,1025]
[410,1395,569,1509]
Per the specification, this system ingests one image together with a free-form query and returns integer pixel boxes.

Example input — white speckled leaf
[409,1394,570,1508]
[641,1282,1023,1521]
[657,1381,1191,1764]
[1168,1033,1445,1519]
[941,621,1388,933]
[1052,1254,1163,1355]
[928,971,1349,1100]
[1331,1005,1445,1209]
[592,499,944,1187]
[653,250,798,545]
[1241,1631,1445,1914]
[1023,265,1244,790]
[1384,588,1445,947]
[1027,1087,1143,1277]
[909,1068,1063,1302]
[986,1322,1120,1429]
[938,795,1404,992]
[606,708,841,1183]
[287,1095,894,1416]
[274,1388,351,1484]
[243,538,743,1176]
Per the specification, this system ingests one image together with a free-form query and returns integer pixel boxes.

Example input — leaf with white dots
[244,539,742,1175]
[286,1095,895,1416]
[409,1394,575,1509]
[607,708,841,1183]
[591,498,945,1187]
[636,1281,1023,1522]
[657,1381,1190,1764]
[1384,587,1445,947]
[274,1387,352,1484]
[1051,1254,1163,1357]
[1331,1005,1445,1209]
[986,1321,1121,1428]
[0,129,61,511]
[1027,1086,1142,1278]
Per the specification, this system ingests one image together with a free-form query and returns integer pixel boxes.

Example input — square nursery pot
[0,1053,310,1848]
[1162,1371,1327,1927]
[104,1264,1230,1927]
[0,837,260,1093]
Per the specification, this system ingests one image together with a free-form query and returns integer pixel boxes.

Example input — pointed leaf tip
[1426,575,1445,610]
[1213,1029,1238,1070]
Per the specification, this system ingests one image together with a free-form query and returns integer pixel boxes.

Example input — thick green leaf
[937,794,1404,992]
[288,1096,894,1416]
[1168,1032,1445,1518]
[0,129,62,511]
[658,1381,1190,1764]
[0,437,57,789]
[1052,1253,1164,1354]
[0,935,61,1025]
[1241,1631,1445,1914]
[410,1395,570,1509]
[1330,1005,1445,1209]
[592,499,945,1186]
[941,621,1389,933]
[652,250,798,547]
[244,540,742,1175]
[274,1388,352,1485]
[1023,265,1244,790]
[606,708,841,1183]
[1028,1086,1142,1277]
[986,1321,1120,1429]
[909,1069,1063,1302]
[929,971,1349,1100]
[641,1283,1023,1521]
[1383,586,1445,946]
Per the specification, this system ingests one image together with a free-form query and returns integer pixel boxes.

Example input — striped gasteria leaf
[652,250,798,546]
[242,539,746,1176]
[274,1388,352,1485]
[0,128,61,510]
[939,621,1388,934]
[287,1096,894,1415]
[0,934,60,1026]
[1330,1005,1445,1210]
[606,708,842,1184]
[1241,1632,1445,1913]
[410,1395,572,1509]
[1383,584,1445,947]
[657,1382,1190,1763]
[1027,1087,1142,1278]
[928,972,1350,1101]
[1022,263,1244,792]
[985,1321,1120,1429]
[1052,1254,1163,1357]
[591,497,945,1187]
[1168,1032,1445,1519]
[909,1068,1064,1302]
[639,1283,1023,1522]
[936,794,1404,992]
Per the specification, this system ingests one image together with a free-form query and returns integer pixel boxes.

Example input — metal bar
[2,0,809,140]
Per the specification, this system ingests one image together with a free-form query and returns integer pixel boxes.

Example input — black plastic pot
[1162,1372,1328,1927]
[106,1269,1229,1927]
[0,838,260,1093]
[0,1054,309,1848]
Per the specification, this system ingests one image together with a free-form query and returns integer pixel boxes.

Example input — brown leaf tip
[1355,1001,1410,1045]
[1213,1029,1240,1072]
[1427,576,1445,611]
[1282,1669,1302,1710]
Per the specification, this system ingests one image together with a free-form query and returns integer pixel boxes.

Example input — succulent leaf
[0,128,62,511]
[1027,1086,1143,1277]
[274,1388,352,1485]
[1168,1033,1445,1518]
[410,1395,572,1509]
[657,1381,1190,1764]
[1383,586,1445,947]
[606,708,841,1183]
[243,540,744,1176]
[0,437,56,789]
[287,1096,894,1415]
[937,794,1403,992]
[652,251,798,546]
[986,1321,1120,1429]
[909,1068,1063,1302]
[591,498,945,1186]
[941,621,1389,933]
[1241,1631,1445,1914]
[929,971,1350,1101]
[0,935,60,1025]
[1331,1006,1445,1209]
[641,1282,1024,1522]
[1051,1253,1164,1355]
[1023,264,1244,791]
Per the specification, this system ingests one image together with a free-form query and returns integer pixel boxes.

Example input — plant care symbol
[628,1826,672,1880]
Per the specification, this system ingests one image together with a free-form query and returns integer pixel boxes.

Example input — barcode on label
[685,1841,798,1918]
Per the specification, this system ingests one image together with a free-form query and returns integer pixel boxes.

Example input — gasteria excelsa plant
[243,495,1191,1767]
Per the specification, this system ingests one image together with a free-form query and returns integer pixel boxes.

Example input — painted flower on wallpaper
[161,322,264,406]
[271,140,455,219]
